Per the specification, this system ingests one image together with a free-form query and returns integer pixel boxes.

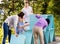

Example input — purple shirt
[35,15,48,29]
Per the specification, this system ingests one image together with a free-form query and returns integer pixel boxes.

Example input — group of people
[2,1,50,44]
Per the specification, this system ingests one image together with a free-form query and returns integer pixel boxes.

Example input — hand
[36,14,40,16]
[36,14,40,19]
[16,34,18,37]
[24,23,30,26]
[14,30,19,37]
[15,33,18,37]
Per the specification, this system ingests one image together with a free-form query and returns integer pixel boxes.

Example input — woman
[2,12,25,44]
[33,14,49,44]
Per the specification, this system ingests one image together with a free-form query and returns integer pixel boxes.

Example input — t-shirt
[22,6,33,30]
[22,6,32,22]
[16,22,24,34]
[4,15,18,30]
[35,15,48,29]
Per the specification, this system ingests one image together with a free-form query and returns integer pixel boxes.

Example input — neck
[25,6,28,8]
[19,18,23,22]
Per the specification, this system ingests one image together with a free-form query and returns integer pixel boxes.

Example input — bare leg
[38,27,44,44]
[33,27,38,44]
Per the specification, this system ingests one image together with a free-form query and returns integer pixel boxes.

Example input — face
[24,2,29,7]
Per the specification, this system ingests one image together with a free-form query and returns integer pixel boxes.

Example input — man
[21,1,33,30]
[2,12,25,44]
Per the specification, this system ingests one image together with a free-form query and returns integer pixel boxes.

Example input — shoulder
[21,7,25,12]
[7,16,12,19]
[29,6,32,8]
[22,7,25,10]
[12,15,18,19]
[28,6,32,9]
[35,14,41,19]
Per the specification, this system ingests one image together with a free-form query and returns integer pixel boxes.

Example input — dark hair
[18,12,24,18]
[46,18,50,25]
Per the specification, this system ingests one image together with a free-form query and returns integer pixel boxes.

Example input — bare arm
[18,23,29,28]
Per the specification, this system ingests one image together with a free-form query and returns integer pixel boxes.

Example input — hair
[46,18,50,25]
[18,12,25,18]
[24,1,30,5]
